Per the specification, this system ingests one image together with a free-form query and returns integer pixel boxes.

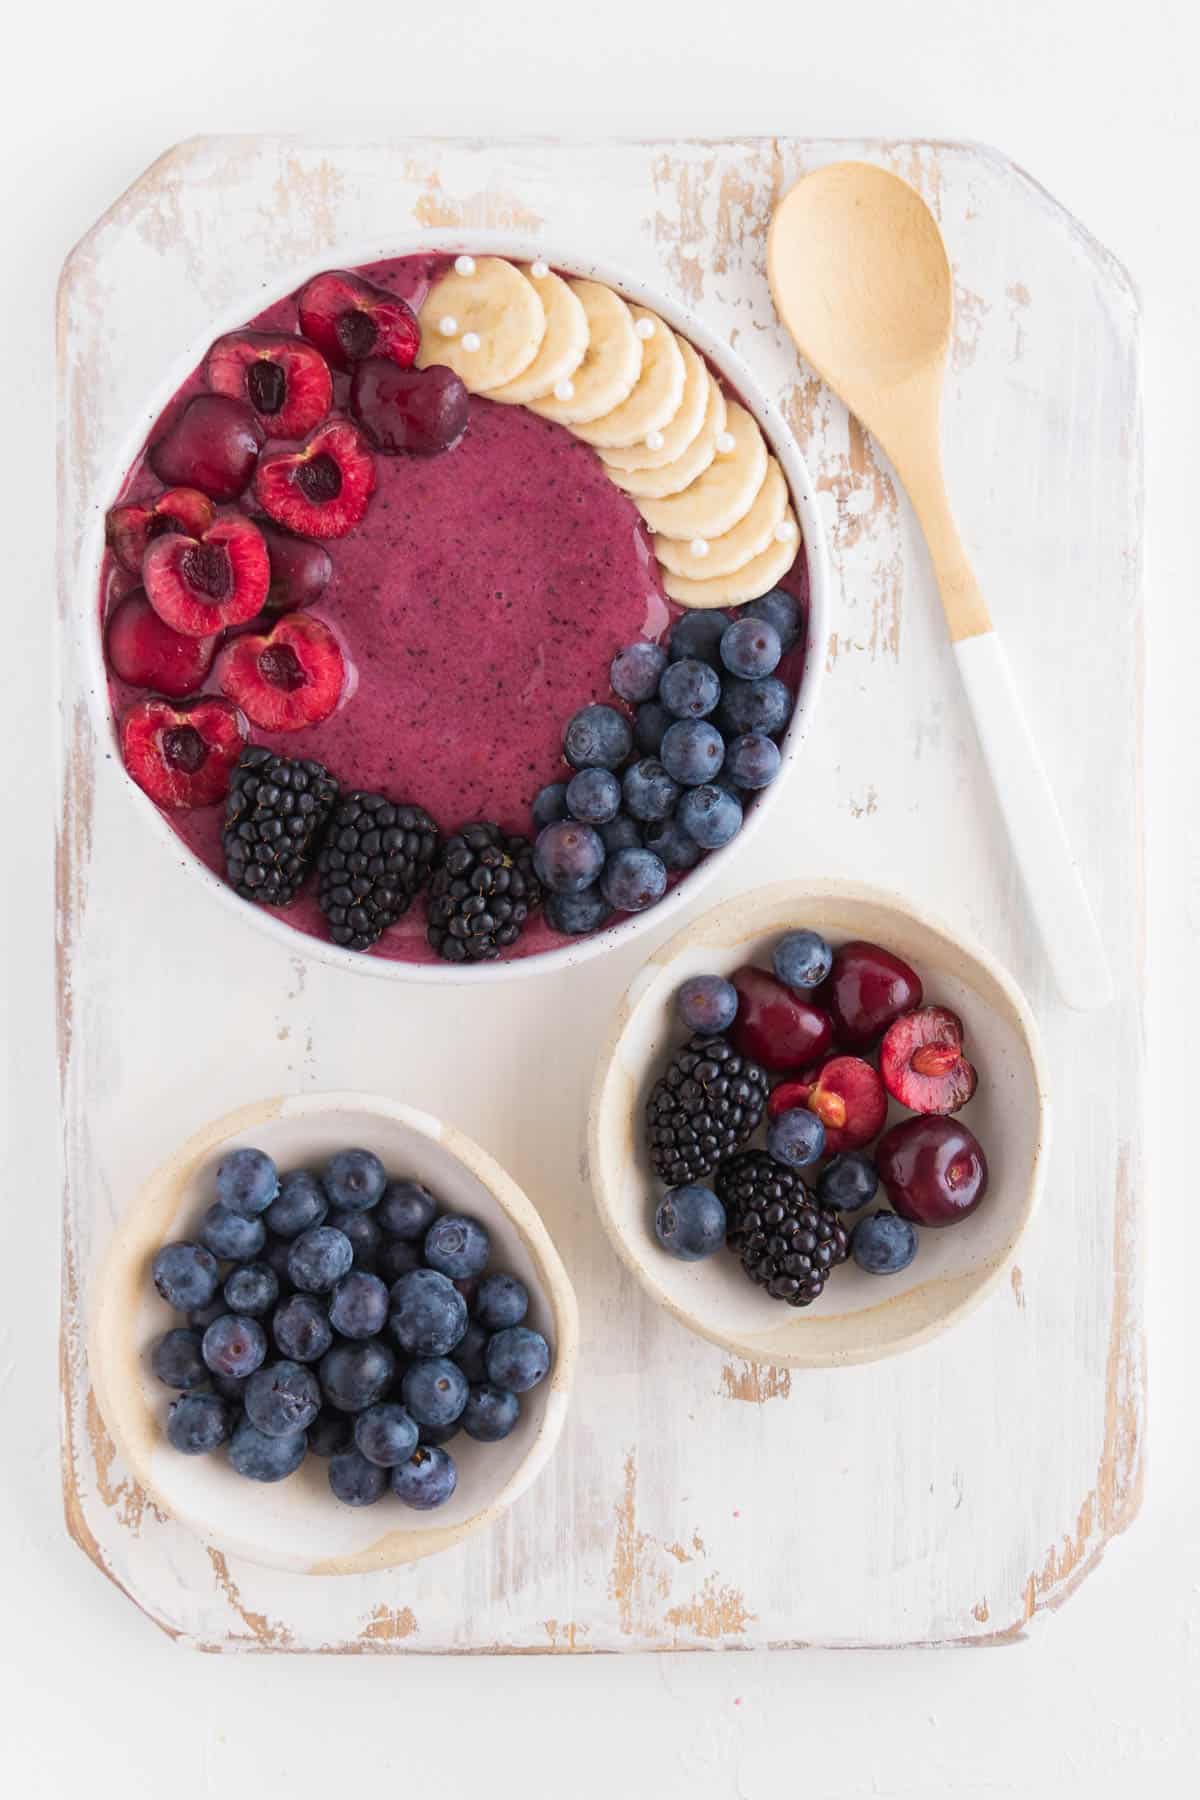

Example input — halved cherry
[143,513,270,637]
[217,613,345,731]
[297,270,420,372]
[255,519,334,615]
[105,488,214,576]
[254,419,375,540]
[206,331,333,439]
[880,1006,978,1115]
[769,1056,888,1155]
[148,395,264,501]
[121,696,247,808]
[105,591,217,697]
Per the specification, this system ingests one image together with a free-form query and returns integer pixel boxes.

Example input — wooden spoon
[768,161,1111,1011]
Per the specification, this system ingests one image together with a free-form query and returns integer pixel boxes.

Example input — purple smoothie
[102,255,808,965]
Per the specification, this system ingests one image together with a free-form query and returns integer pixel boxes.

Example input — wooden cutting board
[57,135,1143,1651]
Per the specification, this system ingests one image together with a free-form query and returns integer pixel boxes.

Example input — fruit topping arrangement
[643,935,988,1304]
[149,1144,552,1510]
[102,256,807,965]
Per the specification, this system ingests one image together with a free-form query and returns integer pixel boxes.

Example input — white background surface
[3,0,1195,1792]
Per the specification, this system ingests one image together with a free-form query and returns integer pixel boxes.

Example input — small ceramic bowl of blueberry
[89,1091,579,1573]
[590,880,1049,1367]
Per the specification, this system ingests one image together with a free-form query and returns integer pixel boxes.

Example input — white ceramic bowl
[89,1091,579,1573]
[590,881,1050,1367]
[80,232,828,983]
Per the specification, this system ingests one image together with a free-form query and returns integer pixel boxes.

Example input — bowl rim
[588,878,1051,1368]
[78,228,829,985]
[87,1089,580,1573]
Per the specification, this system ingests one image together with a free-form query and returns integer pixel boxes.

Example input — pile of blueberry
[532,590,799,935]
[150,1146,552,1510]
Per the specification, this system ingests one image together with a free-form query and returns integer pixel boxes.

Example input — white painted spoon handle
[954,631,1112,1011]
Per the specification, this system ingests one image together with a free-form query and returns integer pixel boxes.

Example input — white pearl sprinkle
[716,431,735,454]
[774,518,797,541]
[438,316,458,338]
[553,378,574,401]
[530,259,550,279]
[635,317,655,340]
[461,332,481,352]
[690,538,710,558]
[645,429,665,451]
[454,255,476,277]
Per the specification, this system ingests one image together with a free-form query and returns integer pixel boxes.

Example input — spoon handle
[954,631,1113,1010]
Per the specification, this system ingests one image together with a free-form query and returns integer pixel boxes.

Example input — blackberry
[645,1035,768,1186]
[426,822,541,963]
[317,791,440,951]
[716,1150,849,1307]
[222,747,338,907]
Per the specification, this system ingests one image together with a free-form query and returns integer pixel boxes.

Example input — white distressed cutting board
[57,136,1143,1651]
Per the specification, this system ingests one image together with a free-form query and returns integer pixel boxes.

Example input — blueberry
[633,700,671,756]
[601,847,668,913]
[744,586,800,651]
[151,1328,208,1390]
[391,1445,458,1510]
[166,1393,231,1456]
[676,974,738,1035]
[328,1270,390,1340]
[546,886,611,936]
[152,1242,219,1312]
[532,781,569,830]
[187,1297,229,1332]
[289,1225,354,1294]
[262,1237,296,1290]
[401,1357,469,1428]
[324,1148,386,1213]
[599,814,643,855]
[264,1170,327,1239]
[424,1214,490,1280]
[660,718,725,787]
[660,657,721,720]
[244,1359,321,1438]
[622,758,679,823]
[725,732,781,790]
[668,609,730,667]
[228,1417,307,1482]
[677,784,743,849]
[485,1326,551,1393]
[329,1207,382,1272]
[474,1273,529,1330]
[199,1203,266,1263]
[772,928,833,991]
[353,1401,419,1468]
[462,1383,521,1442]
[566,766,621,825]
[450,1320,491,1385]
[533,820,606,894]
[319,1340,396,1413]
[817,1153,879,1213]
[654,1185,726,1260]
[329,1446,389,1505]
[720,616,782,678]
[767,1107,826,1168]
[308,1407,352,1458]
[643,818,702,872]
[852,1210,918,1275]
[211,1371,248,1405]
[717,674,793,739]
[272,1293,334,1363]
[379,1238,423,1283]
[611,641,668,703]
[223,1262,279,1318]
[215,1147,278,1216]
[418,1419,461,1448]
[563,704,632,771]
[377,1179,440,1241]
[389,1268,468,1357]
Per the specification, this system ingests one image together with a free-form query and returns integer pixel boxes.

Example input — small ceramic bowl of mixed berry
[590,880,1049,1368]
[89,1091,578,1572]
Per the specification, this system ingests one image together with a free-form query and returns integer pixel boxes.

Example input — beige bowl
[89,1091,579,1573]
[590,881,1049,1368]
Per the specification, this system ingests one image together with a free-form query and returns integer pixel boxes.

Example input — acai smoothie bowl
[86,236,828,981]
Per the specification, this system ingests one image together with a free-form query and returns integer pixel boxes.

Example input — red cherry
[105,487,214,576]
[254,419,376,540]
[254,520,333,615]
[105,592,217,697]
[297,270,420,372]
[876,1115,988,1227]
[729,966,834,1072]
[768,1056,888,1155]
[120,696,247,809]
[822,940,923,1049]
[880,1006,978,1115]
[206,330,333,439]
[349,358,469,455]
[217,613,345,731]
[148,395,264,502]
[143,512,270,637]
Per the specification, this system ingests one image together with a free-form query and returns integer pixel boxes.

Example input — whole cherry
[821,940,923,1049]
[875,1115,989,1227]
[729,966,833,1072]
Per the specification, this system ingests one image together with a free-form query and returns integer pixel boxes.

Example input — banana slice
[527,281,642,425]
[486,267,588,404]
[570,309,686,448]
[655,458,790,580]
[606,374,727,500]
[637,402,768,540]
[661,510,802,608]
[599,336,709,471]
[416,257,545,393]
